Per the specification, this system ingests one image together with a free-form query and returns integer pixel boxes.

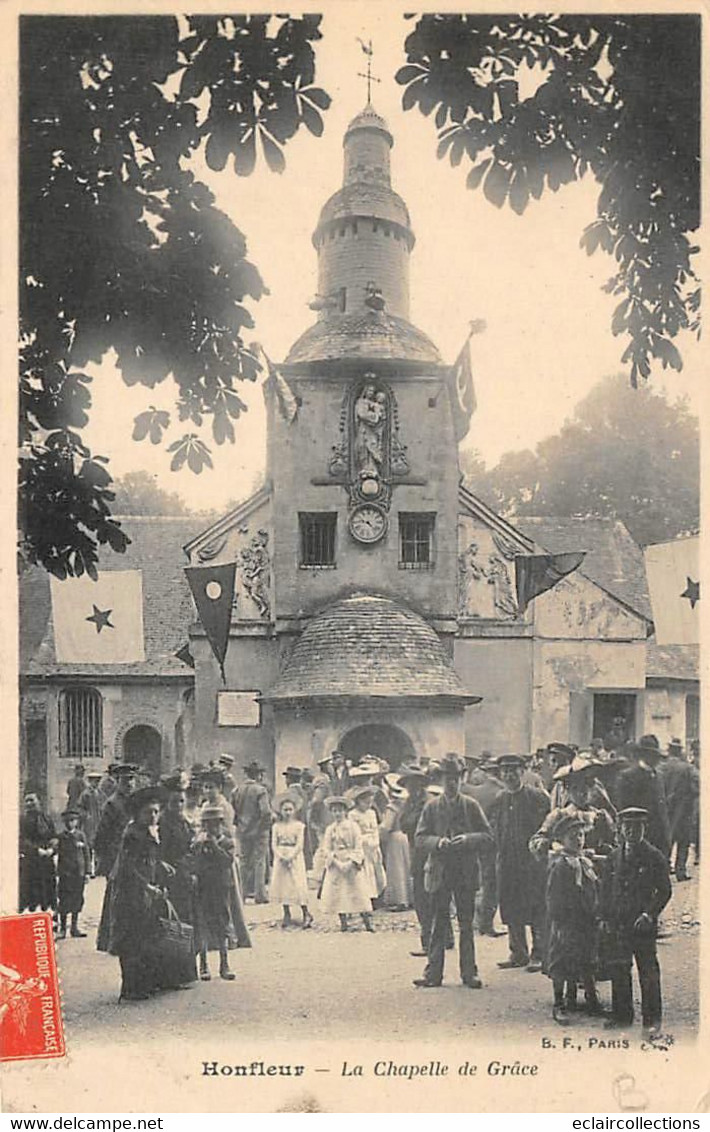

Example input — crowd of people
[18,734,700,1030]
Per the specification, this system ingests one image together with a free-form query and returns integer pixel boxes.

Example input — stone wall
[20,679,193,817]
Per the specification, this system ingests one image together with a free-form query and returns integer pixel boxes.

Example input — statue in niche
[239,529,271,620]
[354,383,386,479]
[458,540,486,616]
[328,376,409,509]
[487,554,518,619]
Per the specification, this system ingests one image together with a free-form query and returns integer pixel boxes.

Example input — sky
[82,8,703,513]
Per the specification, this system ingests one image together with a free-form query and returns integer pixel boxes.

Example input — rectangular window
[299,512,337,567]
[399,513,435,569]
[59,688,103,758]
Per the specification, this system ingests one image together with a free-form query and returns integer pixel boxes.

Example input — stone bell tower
[313,105,414,320]
[264,101,462,640]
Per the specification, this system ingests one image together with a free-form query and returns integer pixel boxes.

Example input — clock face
[349,504,387,544]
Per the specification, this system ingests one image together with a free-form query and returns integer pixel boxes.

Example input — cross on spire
[357,38,380,105]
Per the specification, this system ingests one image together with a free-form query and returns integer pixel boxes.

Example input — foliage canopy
[20,14,329,577]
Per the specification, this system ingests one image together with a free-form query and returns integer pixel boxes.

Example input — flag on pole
[50,572,145,663]
[644,536,699,645]
[515,552,586,615]
[447,338,477,442]
[184,562,237,683]
[260,348,298,424]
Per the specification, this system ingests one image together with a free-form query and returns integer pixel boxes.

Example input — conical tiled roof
[264,593,478,703]
[285,309,441,365]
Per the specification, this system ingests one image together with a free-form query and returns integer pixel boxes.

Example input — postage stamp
[0,912,65,1062]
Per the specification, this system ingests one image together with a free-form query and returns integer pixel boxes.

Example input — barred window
[299,513,337,567]
[59,687,103,759]
[399,513,435,568]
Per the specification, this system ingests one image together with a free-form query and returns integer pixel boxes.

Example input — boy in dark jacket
[56,809,91,938]
[600,807,672,1035]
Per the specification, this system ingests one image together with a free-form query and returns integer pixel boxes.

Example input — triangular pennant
[184,562,237,682]
[515,551,586,615]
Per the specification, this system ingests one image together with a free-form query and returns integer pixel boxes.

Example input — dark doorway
[24,717,48,807]
[123,724,162,782]
[592,693,637,750]
[338,723,416,771]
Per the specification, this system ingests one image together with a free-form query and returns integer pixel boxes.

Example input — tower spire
[357,38,380,105]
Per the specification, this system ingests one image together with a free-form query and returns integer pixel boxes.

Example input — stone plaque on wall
[217,691,261,728]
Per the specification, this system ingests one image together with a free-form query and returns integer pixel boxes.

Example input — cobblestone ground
[49,868,699,1043]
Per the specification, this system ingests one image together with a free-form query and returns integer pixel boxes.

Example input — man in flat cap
[600,807,672,1035]
[217,753,237,798]
[488,754,550,971]
[413,753,494,989]
[232,760,271,903]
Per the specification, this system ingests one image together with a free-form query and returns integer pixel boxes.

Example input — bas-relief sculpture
[457,527,520,620]
[196,524,271,622]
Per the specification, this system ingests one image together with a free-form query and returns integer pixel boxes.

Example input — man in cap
[488,754,550,970]
[599,807,672,1035]
[232,760,272,902]
[94,765,137,878]
[461,756,505,937]
[66,764,86,808]
[281,767,306,819]
[613,736,671,858]
[98,764,119,806]
[659,738,699,882]
[217,754,237,798]
[79,771,103,876]
[330,749,351,793]
[413,754,494,989]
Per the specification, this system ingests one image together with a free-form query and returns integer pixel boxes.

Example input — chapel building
[20,105,698,810]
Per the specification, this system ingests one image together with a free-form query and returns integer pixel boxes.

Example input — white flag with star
[644,536,699,645]
[50,571,145,663]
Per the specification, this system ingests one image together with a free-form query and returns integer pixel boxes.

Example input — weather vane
[357,38,380,104]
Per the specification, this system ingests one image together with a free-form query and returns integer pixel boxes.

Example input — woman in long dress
[270,796,313,929]
[19,794,57,914]
[381,779,413,911]
[107,786,186,1002]
[348,786,386,907]
[315,797,374,932]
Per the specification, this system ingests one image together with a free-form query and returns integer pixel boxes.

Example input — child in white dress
[349,786,387,908]
[315,797,374,932]
[270,796,313,929]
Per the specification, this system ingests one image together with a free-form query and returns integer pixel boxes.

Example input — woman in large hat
[380,775,412,911]
[315,797,374,932]
[105,786,181,1002]
[159,775,197,928]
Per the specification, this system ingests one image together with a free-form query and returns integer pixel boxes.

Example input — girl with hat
[270,795,313,930]
[315,797,374,932]
[348,785,387,909]
[56,808,91,939]
[545,812,602,1025]
[193,807,243,982]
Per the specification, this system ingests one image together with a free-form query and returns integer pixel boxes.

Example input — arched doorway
[338,723,415,771]
[123,724,162,782]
